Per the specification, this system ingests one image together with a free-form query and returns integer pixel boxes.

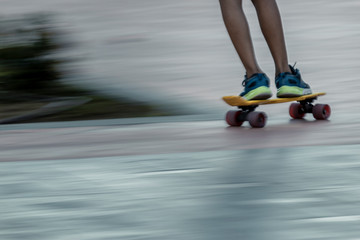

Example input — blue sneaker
[240,73,272,100]
[275,64,312,98]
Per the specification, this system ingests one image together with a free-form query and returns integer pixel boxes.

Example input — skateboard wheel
[289,103,305,119]
[312,104,331,120]
[225,110,244,127]
[248,111,267,128]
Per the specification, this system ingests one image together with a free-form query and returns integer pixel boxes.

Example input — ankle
[246,69,264,78]
[275,65,291,76]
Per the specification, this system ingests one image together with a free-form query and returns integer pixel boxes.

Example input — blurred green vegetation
[0,14,62,91]
[0,14,170,122]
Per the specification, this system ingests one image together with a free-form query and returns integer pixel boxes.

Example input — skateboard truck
[298,97,317,114]
[289,97,330,120]
[236,105,258,120]
[227,105,267,128]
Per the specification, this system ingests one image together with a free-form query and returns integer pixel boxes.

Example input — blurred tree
[0,14,62,91]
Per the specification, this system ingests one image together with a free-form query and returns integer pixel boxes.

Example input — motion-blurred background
[1,0,359,122]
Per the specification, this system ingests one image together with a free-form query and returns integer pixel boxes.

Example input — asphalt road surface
[1,115,360,240]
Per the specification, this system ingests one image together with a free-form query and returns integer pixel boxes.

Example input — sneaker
[275,64,312,98]
[240,73,272,100]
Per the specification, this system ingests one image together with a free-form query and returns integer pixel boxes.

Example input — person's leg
[252,0,312,97]
[219,0,262,76]
[251,0,291,76]
[219,0,272,100]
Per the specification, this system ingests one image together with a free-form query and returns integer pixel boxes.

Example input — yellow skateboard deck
[223,92,326,107]
[223,92,330,128]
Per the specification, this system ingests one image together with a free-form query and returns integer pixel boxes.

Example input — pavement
[0,112,358,162]
[1,114,360,240]
[1,0,360,239]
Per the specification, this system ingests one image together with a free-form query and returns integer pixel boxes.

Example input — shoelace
[242,78,248,87]
[290,62,300,75]
[277,63,299,80]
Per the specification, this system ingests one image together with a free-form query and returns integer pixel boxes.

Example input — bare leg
[251,0,291,76]
[219,0,262,77]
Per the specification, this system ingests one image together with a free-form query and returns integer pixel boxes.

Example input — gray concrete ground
[1,1,360,239]
[1,145,360,240]
[1,117,360,240]
[0,113,358,161]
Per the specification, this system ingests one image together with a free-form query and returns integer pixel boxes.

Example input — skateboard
[222,92,331,128]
